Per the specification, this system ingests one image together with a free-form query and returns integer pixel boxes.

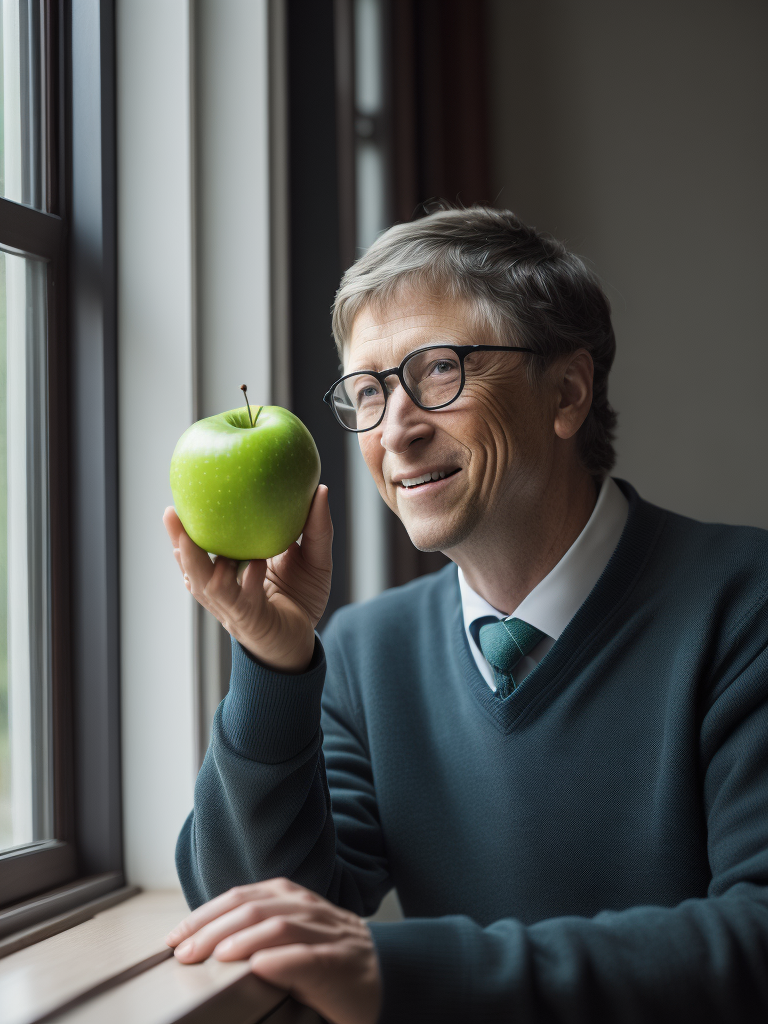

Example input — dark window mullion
[0,198,63,262]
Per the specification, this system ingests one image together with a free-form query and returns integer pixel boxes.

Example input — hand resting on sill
[165,876,382,1024]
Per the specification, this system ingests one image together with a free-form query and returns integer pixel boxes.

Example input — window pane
[0,249,51,853]
[0,0,46,210]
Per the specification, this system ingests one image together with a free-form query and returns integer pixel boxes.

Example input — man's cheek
[358,434,380,471]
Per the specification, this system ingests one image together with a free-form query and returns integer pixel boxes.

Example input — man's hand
[163,485,333,673]
[165,878,382,1024]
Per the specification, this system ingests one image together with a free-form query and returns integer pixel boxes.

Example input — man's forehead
[345,298,474,368]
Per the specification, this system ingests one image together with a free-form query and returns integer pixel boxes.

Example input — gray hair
[332,206,618,479]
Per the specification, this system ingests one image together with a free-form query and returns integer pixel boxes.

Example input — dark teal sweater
[177,482,768,1022]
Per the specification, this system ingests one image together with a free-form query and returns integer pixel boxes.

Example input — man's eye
[354,382,382,404]
[426,359,459,377]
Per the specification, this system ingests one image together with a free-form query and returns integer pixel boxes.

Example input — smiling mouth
[399,468,461,489]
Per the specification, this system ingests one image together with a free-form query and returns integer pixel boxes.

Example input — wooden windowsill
[0,890,322,1024]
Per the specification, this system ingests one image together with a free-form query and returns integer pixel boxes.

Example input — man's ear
[553,349,594,440]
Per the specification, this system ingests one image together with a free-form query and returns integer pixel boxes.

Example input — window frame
[0,0,122,918]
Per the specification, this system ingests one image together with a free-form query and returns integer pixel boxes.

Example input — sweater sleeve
[369,642,768,1023]
[175,620,391,915]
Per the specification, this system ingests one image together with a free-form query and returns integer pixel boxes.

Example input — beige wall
[487,0,768,528]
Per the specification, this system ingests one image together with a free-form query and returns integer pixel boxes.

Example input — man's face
[345,290,560,553]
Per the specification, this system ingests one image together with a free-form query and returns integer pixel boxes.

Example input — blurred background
[115,0,767,888]
[288,0,768,621]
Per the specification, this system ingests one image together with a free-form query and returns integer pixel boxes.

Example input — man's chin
[398,508,477,554]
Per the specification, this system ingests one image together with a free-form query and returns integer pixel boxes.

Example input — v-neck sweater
[459,474,629,688]
[177,481,768,1023]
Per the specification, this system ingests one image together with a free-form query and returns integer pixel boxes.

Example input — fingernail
[166,930,179,945]
[176,940,194,958]
[215,939,232,956]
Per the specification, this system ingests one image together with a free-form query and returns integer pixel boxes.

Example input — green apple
[170,404,321,560]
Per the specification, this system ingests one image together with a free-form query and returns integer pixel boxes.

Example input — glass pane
[354,0,386,252]
[0,0,47,210]
[335,373,385,430]
[354,0,383,116]
[0,248,51,853]
[404,349,463,408]
[349,0,388,603]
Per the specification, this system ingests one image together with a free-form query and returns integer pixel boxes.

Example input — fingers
[174,896,327,963]
[163,506,184,545]
[217,914,339,961]
[164,507,214,597]
[202,553,244,607]
[177,528,216,589]
[166,880,381,1024]
[297,485,333,571]
[204,556,273,635]
[247,930,383,1024]
[248,940,352,993]
[248,942,312,991]
[166,878,302,947]
[240,556,268,598]
[164,510,270,632]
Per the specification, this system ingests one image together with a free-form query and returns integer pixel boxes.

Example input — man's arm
[170,639,768,1024]
[166,486,389,913]
[175,625,391,916]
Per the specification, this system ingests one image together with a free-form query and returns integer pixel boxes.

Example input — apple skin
[170,405,321,560]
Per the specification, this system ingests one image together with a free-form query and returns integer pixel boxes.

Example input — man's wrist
[218,635,327,764]
[237,632,316,675]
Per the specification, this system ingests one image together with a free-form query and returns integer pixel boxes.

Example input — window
[0,0,121,919]
[0,0,68,907]
[0,250,51,856]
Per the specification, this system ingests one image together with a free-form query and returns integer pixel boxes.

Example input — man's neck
[448,467,599,616]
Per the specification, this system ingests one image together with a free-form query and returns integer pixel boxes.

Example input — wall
[117,0,272,888]
[487,0,768,528]
[117,0,196,890]
[193,0,272,762]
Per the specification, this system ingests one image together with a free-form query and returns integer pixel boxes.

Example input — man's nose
[379,377,435,454]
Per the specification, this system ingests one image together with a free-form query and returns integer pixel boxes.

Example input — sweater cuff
[220,635,326,764]
[368,919,468,1023]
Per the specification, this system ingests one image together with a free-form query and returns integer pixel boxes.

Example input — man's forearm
[176,635,391,917]
[176,636,335,907]
[369,890,768,1023]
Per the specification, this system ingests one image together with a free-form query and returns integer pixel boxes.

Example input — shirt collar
[459,476,629,642]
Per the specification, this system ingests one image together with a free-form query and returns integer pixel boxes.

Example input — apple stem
[240,384,254,427]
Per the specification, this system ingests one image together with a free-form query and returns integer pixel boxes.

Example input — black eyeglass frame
[323,343,541,432]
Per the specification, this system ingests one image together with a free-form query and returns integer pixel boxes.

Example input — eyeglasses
[323,343,540,433]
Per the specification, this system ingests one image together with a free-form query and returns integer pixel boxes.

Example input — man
[163,207,768,1023]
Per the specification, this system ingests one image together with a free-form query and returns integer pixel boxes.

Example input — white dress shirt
[458,476,630,690]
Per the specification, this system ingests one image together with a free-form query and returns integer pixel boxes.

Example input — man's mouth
[398,468,461,490]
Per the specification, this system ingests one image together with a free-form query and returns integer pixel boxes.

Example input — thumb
[298,485,333,571]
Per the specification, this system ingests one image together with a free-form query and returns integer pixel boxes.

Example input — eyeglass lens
[331,348,463,431]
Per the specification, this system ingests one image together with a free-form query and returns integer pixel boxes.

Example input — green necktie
[476,617,547,699]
